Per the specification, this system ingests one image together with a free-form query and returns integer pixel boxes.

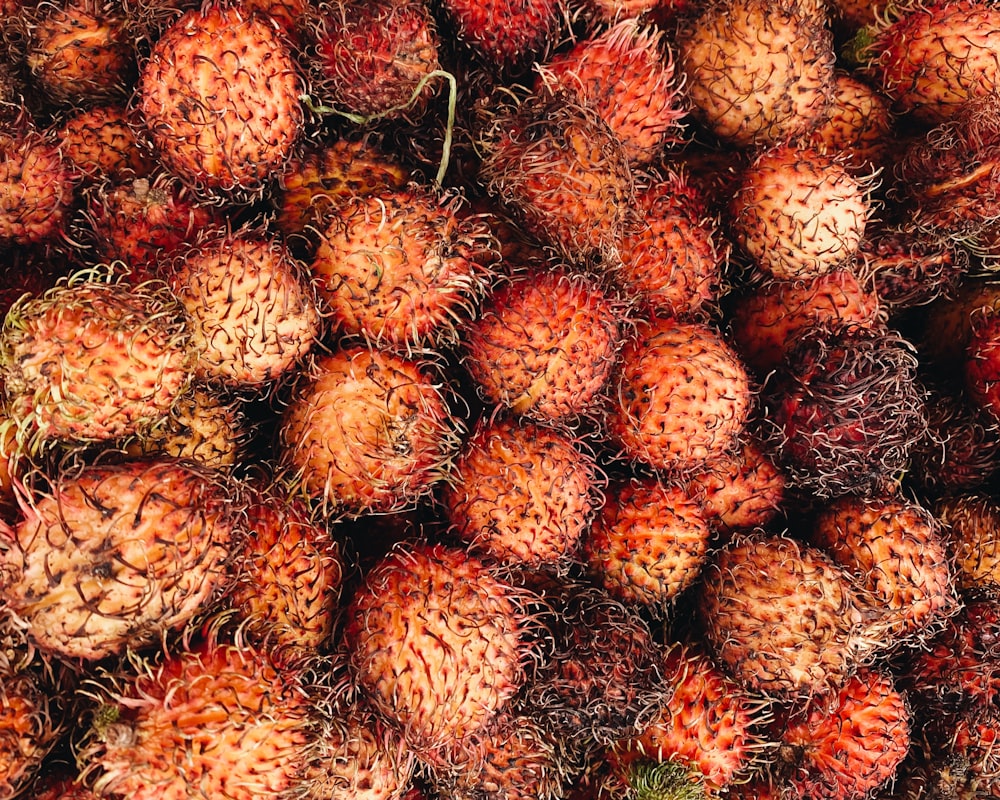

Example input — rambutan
[935,492,1000,595]
[166,225,321,389]
[860,0,1000,124]
[615,167,726,321]
[761,323,927,499]
[304,0,442,123]
[460,266,623,422]
[584,476,712,615]
[535,18,687,166]
[775,669,911,800]
[54,104,154,185]
[675,0,836,148]
[728,141,872,281]
[77,621,312,800]
[0,457,240,660]
[809,493,959,647]
[696,531,877,700]
[726,266,883,375]
[437,0,560,74]
[604,315,752,475]
[343,542,536,758]
[477,89,635,262]
[137,1,304,200]
[0,272,196,449]
[311,182,498,350]
[278,345,463,517]
[441,414,600,570]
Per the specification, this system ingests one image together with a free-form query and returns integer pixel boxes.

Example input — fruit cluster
[1,0,1000,798]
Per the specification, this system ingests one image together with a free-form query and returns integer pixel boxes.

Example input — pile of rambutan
[4,0,1000,798]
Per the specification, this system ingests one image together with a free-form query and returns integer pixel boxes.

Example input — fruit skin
[478,90,635,262]
[442,415,600,569]
[138,1,304,199]
[605,316,752,475]
[536,18,687,166]
[608,643,773,794]
[438,0,559,73]
[615,168,726,321]
[584,477,712,614]
[278,345,463,517]
[0,457,239,660]
[311,183,498,350]
[965,305,1000,423]
[935,493,1000,594]
[55,104,154,185]
[167,225,322,388]
[697,531,875,700]
[727,266,882,375]
[676,0,836,148]
[863,0,1000,124]
[762,323,927,499]
[0,273,195,450]
[810,495,959,649]
[0,124,76,245]
[343,542,535,758]
[728,142,871,281]
[460,267,623,422]
[776,669,911,800]
[306,0,441,121]
[77,622,312,800]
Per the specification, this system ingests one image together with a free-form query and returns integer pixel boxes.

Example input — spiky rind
[0,457,240,660]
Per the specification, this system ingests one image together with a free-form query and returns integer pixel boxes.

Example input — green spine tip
[628,760,706,800]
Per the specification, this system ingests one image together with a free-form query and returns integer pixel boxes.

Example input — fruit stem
[300,68,457,186]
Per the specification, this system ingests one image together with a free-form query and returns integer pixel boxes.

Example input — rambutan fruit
[137,0,304,200]
[809,494,959,647]
[918,278,1000,372]
[437,0,560,74]
[299,699,417,800]
[860,0,1000,125]
[761,323,927,499]
[604,315,752,475]
[54,104,154,185]
[0,669,68,799]
[343,542,535,758]
[278,345,463,517]
[802,69,896,176]
[227,477,344,659]
[726,266,883,375]
[964,304,1000,424]
[77,621,312,800]
[477,89,635,262]
[675,0,836,148]
[696,531,877,700]
[685,437,788,537]
[78,171,224,283]
[908,387,1000,495]
[304,0,442,123]
[460,266,623,422]
[441,414,600,570]
[583,476,712,615]
[0,457,240,660]
[774,669,911,800]
[273,135,409,255]
[311,183,499,350]
[900,596,1000,714]
[24,0,134,107]
[167,225,321,390]
[607,642,773,795]
[614,167,726,321]
[425,710,569,800]
[889,92,1000,244]
[728,141,872,281]
[535,18,687,166]
[855,224,970,312]
[523,575,666,748]
[123,382,251,468]
[935,493,1000,595]
[0,122,76,246]
[0,272,196,449]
